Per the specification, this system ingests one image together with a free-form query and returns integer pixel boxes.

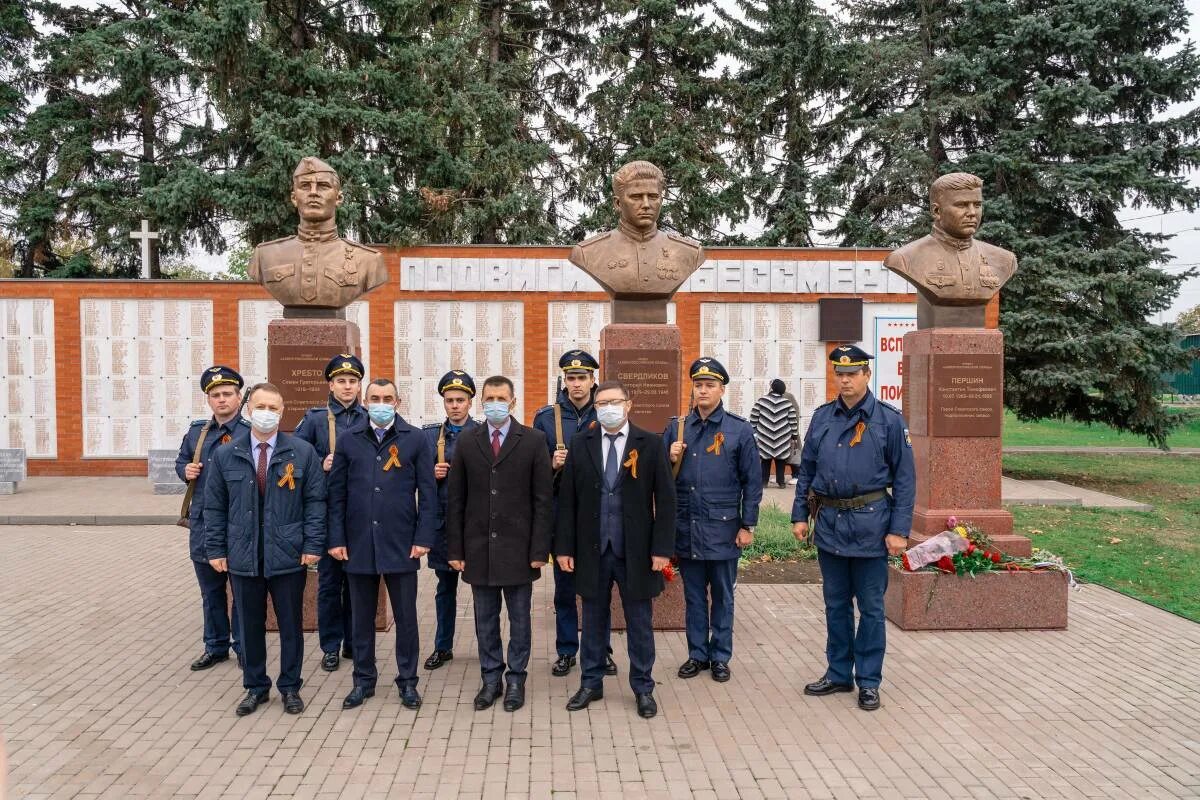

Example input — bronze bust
[249,157,387,315]
[570,160,705,324]
[884,172,1018,328]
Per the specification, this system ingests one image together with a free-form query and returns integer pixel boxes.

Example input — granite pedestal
[598,322,685,629]
[253,570,394,633]
[887,328,1067,630]
[267,318,361,431]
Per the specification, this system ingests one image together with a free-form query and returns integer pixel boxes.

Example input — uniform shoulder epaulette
[578,230,612,247]
[724,410,749,423]
[878,400,904,416]
[344,239,379,254]
[813,400,836,413]
[664,230,701,250]
[189,418,207,428]
[422,422,441,430]
[534,404,554,416]
[259,234,294,247]
[306,406,327,414]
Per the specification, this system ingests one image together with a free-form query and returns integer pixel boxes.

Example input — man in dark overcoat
[446,375,553,713]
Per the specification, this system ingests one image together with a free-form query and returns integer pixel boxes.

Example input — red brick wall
[0,244,980,476]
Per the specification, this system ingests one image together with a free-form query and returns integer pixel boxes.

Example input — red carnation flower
[936,555,954,572]
[990,552,1001,564]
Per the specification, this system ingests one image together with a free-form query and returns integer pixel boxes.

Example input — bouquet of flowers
[898,517,1077,588]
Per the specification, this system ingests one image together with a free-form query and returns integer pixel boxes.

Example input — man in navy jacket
[328,378,437,710]
[205,383,326,717]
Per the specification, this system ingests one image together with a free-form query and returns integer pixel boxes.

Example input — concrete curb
[0,515,178,526]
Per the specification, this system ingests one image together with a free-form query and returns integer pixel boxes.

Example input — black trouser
[761,458,787,487]
[347,571,419,691]
[581,548,655,694]
[471,583,532,687]
[231,569,307,694]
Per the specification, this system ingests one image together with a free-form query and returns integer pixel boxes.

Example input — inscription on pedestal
[931,354,1003,437]
[270,345,337,431]
[605,349,679,433]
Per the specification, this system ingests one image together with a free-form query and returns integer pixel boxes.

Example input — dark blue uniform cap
[324,353,364,381]
[689,357,730,384]
[830,344,874,373]
[201,365,244,393]
[559,349,599,373]
[438,370,476,397]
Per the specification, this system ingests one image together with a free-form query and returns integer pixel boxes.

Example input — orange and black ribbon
[705,432,725,455]
[623,448,639,479]
[220,433,231,445]
[849,422,866,447]
[277,462,296,490]
[382,444,402,471]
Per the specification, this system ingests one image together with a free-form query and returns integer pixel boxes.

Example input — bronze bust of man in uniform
[570,160,705,324]
[884,172,1018,328]
[249,157,387,315]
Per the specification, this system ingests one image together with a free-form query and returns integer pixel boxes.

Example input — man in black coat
[327,378,437,711]
[555,380,676,719]
[446,375,553,713]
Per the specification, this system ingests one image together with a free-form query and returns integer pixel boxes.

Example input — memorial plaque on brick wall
[0,449,27,482]
[930,353,1004,436]
[0,299,57,457]
[605,349,679,433]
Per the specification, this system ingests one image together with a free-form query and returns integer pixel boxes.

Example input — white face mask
[250,409,280,434]
[595,405,627,429]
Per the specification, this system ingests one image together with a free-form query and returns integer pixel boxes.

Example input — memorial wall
[0,245,983,476]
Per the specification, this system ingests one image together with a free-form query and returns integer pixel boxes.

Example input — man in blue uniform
[664,357,762,684]
[175,365,249,671]
[205,382,326,716]
[791,345,915,711]
[532,349,615,678]
[421,370,479,670]
[294,353,366,672]
[327,378,437,710]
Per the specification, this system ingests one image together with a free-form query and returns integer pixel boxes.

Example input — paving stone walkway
[3,525,1199,799]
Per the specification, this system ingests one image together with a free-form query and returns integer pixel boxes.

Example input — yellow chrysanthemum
[955,525,968,538]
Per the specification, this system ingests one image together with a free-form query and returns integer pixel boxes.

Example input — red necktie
[256,442,268,494]
[491,429,502,459]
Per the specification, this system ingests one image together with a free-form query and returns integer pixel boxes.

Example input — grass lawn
[1004,453,1200,621]
[740,505,813,565]
[1002,409,1200,448]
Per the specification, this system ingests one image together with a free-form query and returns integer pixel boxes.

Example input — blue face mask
[368,403,396,427]
[483,401,511,425]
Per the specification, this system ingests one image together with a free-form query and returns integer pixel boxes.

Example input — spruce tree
[719,0,844,246]
[569,0,744,241]
[838,0,1200,445]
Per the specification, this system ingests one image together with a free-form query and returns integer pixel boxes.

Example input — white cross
[130,219,159,279]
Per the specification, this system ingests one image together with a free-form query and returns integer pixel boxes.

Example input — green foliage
[1005,453,1200,621]
[1178,305,1200,334]
[738,506,814,565]
[1002,409,1200,448]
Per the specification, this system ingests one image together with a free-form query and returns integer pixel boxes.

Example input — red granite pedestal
[260,571,393,633]
[267,318,361,431]
[886,328,1067,630]
[599,323,683,435]
[576,574,686,632]
[597,322,685,630]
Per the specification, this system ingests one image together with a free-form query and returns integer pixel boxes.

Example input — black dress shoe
[400,686,422,709]
[473,683,503,711]
[604,655,618,676]
[635,693,657,719]
[502,683,525,712]
[341,644,353,659]
[190,652,229,671]
[321,652,340,672]
[342,686,375,709]
[711,662,731,683]
[804,677,854,696]
[677,659,710,679]
[424,650,454,670]
[235,690,269,717]
[282,692,305,714]
[551,655,576,677]
[566,686,603,711]
[858,687,880,711]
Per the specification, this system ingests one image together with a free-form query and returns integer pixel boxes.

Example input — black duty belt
[813,490,888,511]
